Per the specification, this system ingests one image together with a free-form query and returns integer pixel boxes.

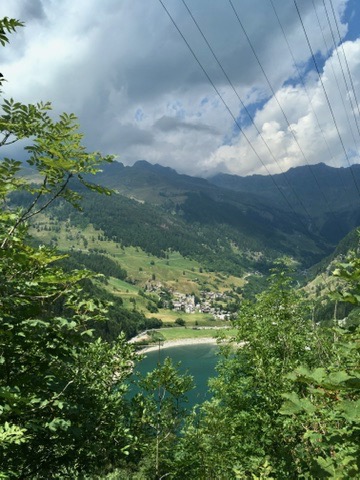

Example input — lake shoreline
[136,337,219,354]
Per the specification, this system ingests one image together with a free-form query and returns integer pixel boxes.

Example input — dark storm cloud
[19,0,46,21]
[0,0,358,176]
[102,123,155,151]
[154,115,217,133]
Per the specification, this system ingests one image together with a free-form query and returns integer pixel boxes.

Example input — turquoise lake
[134,343,219,406]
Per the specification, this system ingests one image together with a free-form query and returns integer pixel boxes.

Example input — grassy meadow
[29,214,245,328]
[154,326,237,341]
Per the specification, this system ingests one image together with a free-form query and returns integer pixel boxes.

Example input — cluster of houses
[144,281,235,320]
[170,291,232,320]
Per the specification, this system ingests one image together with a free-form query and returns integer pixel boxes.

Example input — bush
[175,318,186,326]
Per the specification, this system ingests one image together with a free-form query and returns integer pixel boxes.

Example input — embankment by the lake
[137,336,219,354]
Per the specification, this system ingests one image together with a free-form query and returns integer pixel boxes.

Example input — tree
[0,18,137,478]
[175,317,186,326]
[280,247,360,478]
[129,358,193,479]
[174,263,331,478]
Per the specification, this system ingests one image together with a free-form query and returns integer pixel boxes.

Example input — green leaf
[45,418,71,432]
[337,399,360,422]
[280,392,316,415]
[327,371,352,386]
[315,456,336,476]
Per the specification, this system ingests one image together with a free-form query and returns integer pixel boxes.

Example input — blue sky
[345,0,360,41]
[0,0,360,177]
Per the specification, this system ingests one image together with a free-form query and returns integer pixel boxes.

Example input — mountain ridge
[21,160,360,282]
[24,159,360,319]
[93,160,360,244]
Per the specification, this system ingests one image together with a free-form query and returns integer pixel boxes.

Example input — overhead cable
[294,0,360,196]
[269,0,349,197]
[316,0,360,149]
[157,0,313,228]
[326,0,360,139]
[228,0,342,216]
[181,0,312,218]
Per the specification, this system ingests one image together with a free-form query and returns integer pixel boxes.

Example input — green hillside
[28,212,245,328]
[2,14,360,480]
[80,166,333,265]
[92,160,360,253]
[21,160,360,276]
[17,159,360,335]
[210,162,360,242]
[18,160,360,330]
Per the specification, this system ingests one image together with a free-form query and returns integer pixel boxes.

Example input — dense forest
[0,18,359,479]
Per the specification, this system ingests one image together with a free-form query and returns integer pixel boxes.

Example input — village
[171,291,232,320]
[144,281,236,320]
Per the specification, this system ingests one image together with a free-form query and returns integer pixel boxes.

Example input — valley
[28,213,244,335]
[22,160,360,345]
[2,6,360,477]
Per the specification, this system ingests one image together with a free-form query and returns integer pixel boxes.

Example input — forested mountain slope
[37,181,328,275]
[19,160,360,285]
[210,162,360,242]
[86,160,360,261]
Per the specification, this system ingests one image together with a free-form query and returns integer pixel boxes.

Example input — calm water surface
[134,343,219,406]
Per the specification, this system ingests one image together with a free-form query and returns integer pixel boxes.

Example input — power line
[326,0,360,139]
[159,0,358,296]
[310,0,359,195]
[157,0,313,229]
[316,0,360,149]
[269,0,349,197]
[181,0,312,219]
[158,0,358,242]
[228,0,342,218]
[293,0,360,196]
[157,0,353,290]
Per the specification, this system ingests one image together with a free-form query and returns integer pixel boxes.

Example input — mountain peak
[133,160,177,175]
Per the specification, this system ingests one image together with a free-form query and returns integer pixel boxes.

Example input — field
[29,214,245,323]
[154,326,237,341]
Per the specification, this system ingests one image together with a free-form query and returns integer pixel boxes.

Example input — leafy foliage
[129,358,194,479]
[170,254,360,479]
[173,264,333,478]
[279,248,360,478]
[0,19,137,478]
[0,18,23,48]
[1,15,360,480]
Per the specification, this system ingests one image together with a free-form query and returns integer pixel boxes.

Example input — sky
[0,0,360,177]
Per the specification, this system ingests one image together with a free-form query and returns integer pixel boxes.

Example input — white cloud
[0,0,358,176]
[206,37,360,176]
